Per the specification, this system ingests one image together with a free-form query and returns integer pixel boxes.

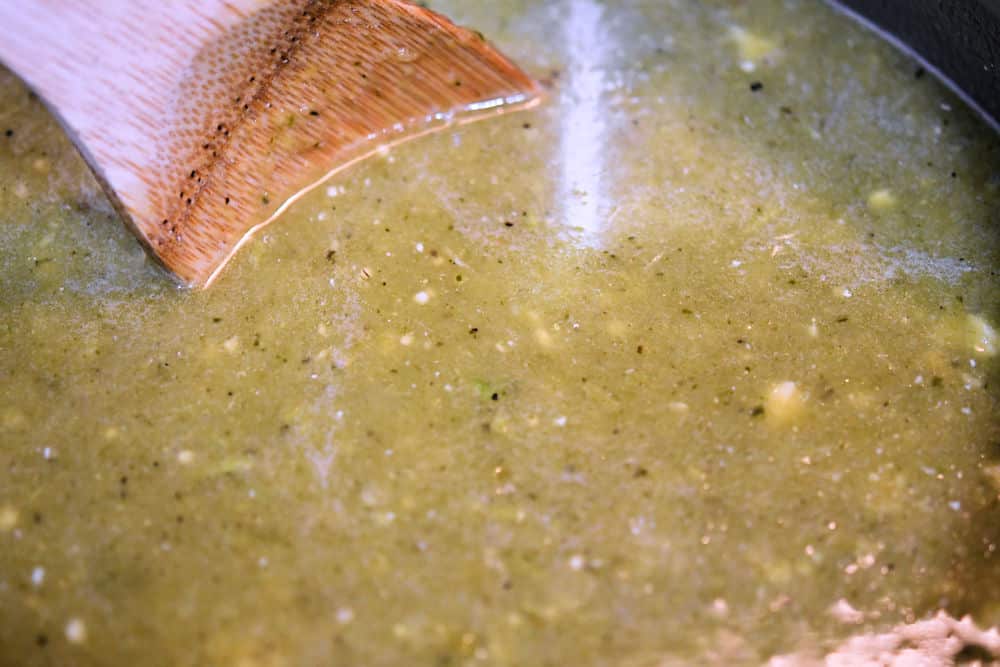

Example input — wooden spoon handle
[0,1,543,287]
[0,1,271,238]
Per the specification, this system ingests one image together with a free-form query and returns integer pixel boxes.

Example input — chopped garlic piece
[534,328,554,348]
[0,506,18,531]
[766,381,805,422]
[967,314,997,357]
[867,189,896,213]
[729,26,778,63]
[223,336,240,353]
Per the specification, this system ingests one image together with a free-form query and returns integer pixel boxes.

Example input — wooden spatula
[0,0,543,287]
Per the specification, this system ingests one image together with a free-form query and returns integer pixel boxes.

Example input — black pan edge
[828,0,1000,133]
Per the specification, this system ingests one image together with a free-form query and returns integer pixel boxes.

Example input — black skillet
[832,0,1000,130]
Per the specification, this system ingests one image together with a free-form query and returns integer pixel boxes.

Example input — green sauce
[0,1,998,664]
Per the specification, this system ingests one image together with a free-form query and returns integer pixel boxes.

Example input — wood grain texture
[0,0,543,286]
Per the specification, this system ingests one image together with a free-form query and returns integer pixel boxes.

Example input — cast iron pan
[831,0,1000,130]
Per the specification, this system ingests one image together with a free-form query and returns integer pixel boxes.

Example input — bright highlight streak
[559,0,610,246]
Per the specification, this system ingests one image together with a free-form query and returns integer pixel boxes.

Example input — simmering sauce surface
[1,1,998,664]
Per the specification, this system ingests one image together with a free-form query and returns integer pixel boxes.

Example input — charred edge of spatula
[147,1,322,278]
[148,0,544,288]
